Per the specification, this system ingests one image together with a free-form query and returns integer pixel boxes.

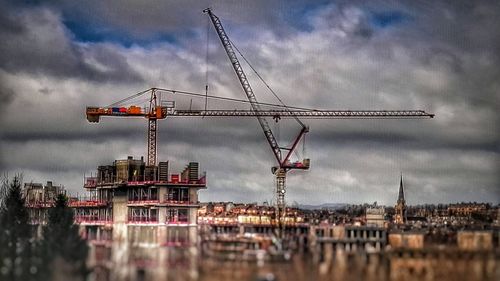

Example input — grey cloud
[0,77,15,112]
[0,4,142,83]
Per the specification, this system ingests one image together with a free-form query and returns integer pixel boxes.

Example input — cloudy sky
[0,0,498,205]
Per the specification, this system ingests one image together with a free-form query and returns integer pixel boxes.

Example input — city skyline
[0,0,498,205]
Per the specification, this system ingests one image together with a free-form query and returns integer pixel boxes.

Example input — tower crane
[203,8,433,226]
[85,9,434,232]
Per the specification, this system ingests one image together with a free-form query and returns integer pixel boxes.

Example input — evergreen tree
[0,175,36,281]
[0,174,8,207]
[40,194,88,281]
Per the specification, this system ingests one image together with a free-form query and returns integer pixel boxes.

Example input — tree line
[0,175,88,281]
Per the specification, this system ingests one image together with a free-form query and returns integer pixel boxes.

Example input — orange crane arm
[86,105,166,123]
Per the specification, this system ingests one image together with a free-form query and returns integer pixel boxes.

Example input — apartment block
[72,156,207,247]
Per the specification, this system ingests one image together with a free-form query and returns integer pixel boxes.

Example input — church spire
[395,173,407,224]
[398,173,405,202]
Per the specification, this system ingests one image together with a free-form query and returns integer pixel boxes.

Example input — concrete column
[158,186,167,203]
[189,188,198,204]
[158,206,166,224]
[112,189,128,240]
[189,208,197,224]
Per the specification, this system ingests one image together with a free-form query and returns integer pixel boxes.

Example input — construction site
[81,7,433,234]
[1,0,498,279]
[22,7,494,281]
[29,3,432,266]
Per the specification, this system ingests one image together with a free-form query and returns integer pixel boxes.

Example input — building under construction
[70,156,206,248]
[23,181,65,225]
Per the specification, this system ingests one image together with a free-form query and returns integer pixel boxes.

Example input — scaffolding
[28,208,49,224]
[166,208,189,224]
[23,181,65,224]
[70,188,112,207]
[128,187,158,203]
[165,187,190,204]
[74,208,113,224]
[128,207,158,223]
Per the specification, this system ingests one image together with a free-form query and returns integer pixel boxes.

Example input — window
[166,188,189,203]
[128,208,158,222]
[166,208,189,223]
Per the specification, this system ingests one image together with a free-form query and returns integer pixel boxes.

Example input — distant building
[23,181,65,225]
[394,175,407,224]
[448,202,489,217]
[366,203,386,227]
[313,225,387,254]
[198,203,305,227]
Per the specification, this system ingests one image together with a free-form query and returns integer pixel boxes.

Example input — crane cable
[204,14,210,115]
[104,87,321,112]
[107,88,151,107]
[230,39,306,128]
[155,87,318,111]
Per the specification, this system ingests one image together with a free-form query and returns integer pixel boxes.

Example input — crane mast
[147,89,158,167]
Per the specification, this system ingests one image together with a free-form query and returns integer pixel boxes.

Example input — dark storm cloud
[50,0,305,40]
[0,0,498,204]
[0,2,143,83]
[309,119,499,153]
[0,121,265,160]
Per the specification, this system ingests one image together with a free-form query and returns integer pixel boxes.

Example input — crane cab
[280,158,311,170]
[292,158,310,169]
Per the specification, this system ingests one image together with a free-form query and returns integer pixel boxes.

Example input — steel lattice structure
[169,109,434,118]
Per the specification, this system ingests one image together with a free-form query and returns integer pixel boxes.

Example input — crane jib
[205,8,284,164]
